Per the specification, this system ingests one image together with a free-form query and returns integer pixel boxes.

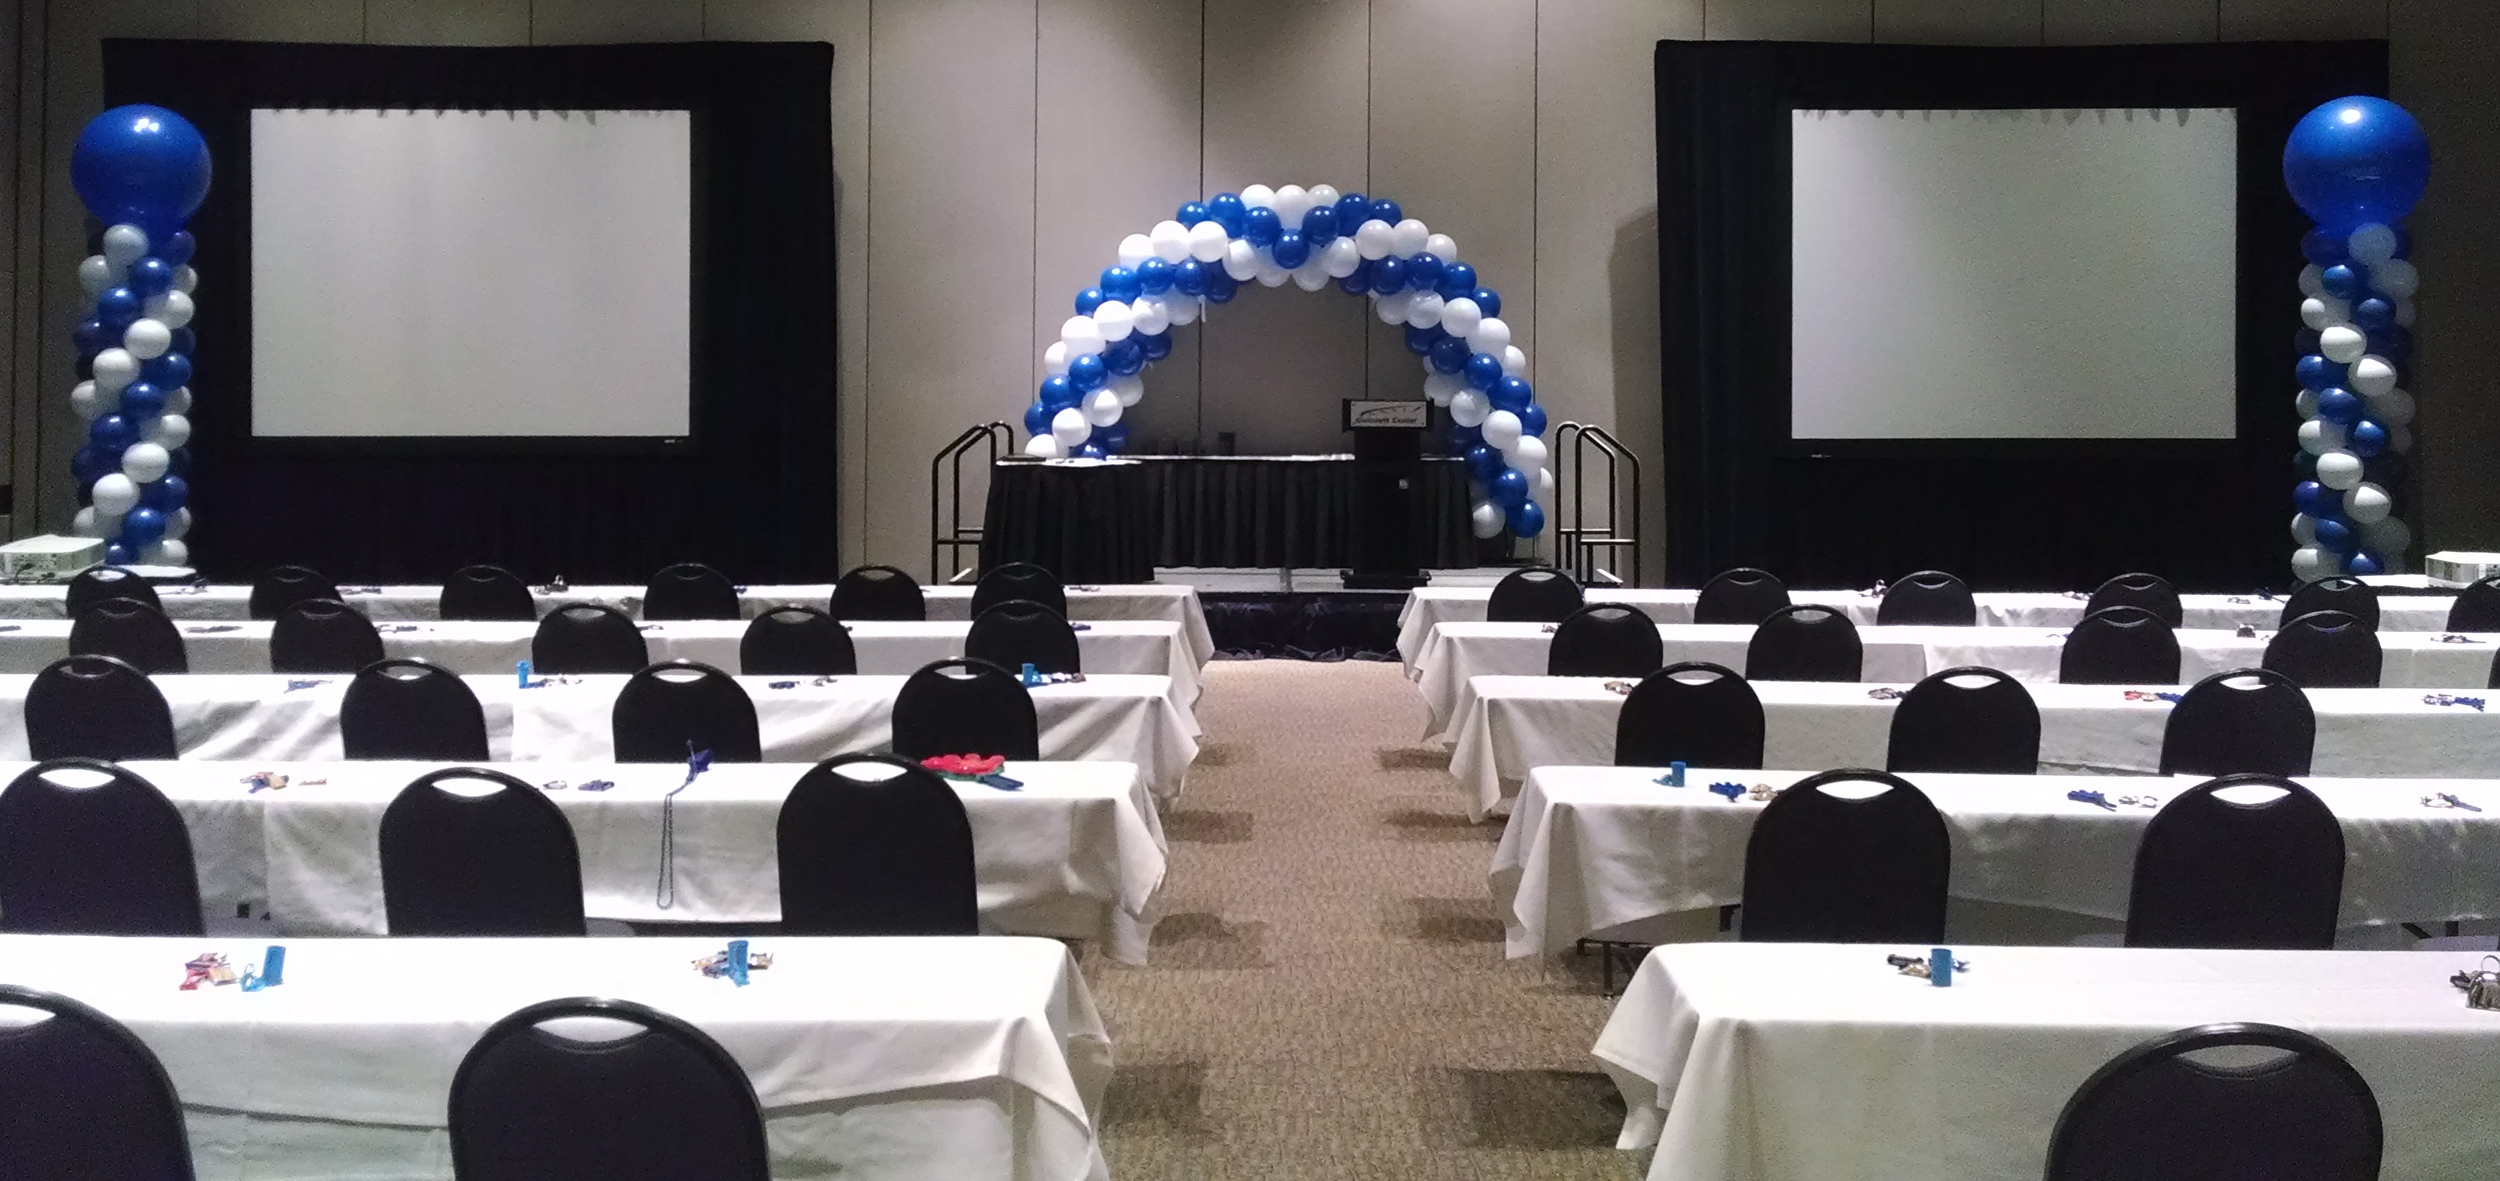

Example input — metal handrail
[1551,422,1642,586]
[930,422,1012,583]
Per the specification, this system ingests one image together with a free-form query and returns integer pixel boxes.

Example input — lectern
[1341,399,1432,591]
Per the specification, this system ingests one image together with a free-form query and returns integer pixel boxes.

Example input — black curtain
[101,40,836,583]
[1657,41,2388,592]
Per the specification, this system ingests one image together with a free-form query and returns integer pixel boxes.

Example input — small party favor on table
[2454,957,2500,1012]
[2424,693,2488,712]
[921,753,1022,790]
[695,939,773,987]
[180,952,237,990]
[1887,950,1969,985]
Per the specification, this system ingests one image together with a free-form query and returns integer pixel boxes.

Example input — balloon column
[2284,97,2427,582]
[68,104,211,568]
[1021,186,1551,539]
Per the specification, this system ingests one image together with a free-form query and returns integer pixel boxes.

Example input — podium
[1340,400,1432,591]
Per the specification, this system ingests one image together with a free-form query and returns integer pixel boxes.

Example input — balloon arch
[1020,184,1550,539]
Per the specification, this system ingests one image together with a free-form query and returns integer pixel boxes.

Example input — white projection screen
[251,108,692,441]
[1790,108,2238,442]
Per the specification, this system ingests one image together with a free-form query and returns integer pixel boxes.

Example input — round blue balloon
[1075,442,1107,460]
[1103,338,1144,376]
[1040,375,1078,409]
[1202,270,1237,303]
[1068,353,1107,393]
[1301,205,1338,244]
[1139,330,1172,362]
[168,447,190,479]
[95,286,141,328]
[141,474,187,512]
[1508,499,1546,538]
[1491,467,1528,506]
[122,506,166,546]
[2296,354,2341,392]
[1342,260,1373,294]
[1447,421,1484,453]
[1472,287,1501,317]
[1492,376,1533,413]
[73,317,110,359]
[1136,257,1174,294]
[1272,228,1309,269]
[2347,419,2388,457]
[1404,324,1441,355]
[72,445,111,485]
[160,230,195,267]
[2293,449,2318,479]
[2312,516,2356,553]
[1371,257,1408,295]
[2346,549,2386,576]
[2293,480,2338,516]
[127,256,174,298]
[1207,193,1247,236]
[1369,199,1402,226]
[168,327,196,359]
[2372,324,2414,360]
[2299,227,2348,266]
[1024,401,1055,436]
[1096,423,1130,454]
[1518,403,1547,437]
[1429,336,1471,374]
[1100,267,1142,302]
[90,412,136,451]
[1435,263,1477,300]
[119,381,165,421]
[1173,259,1209,297]
[103,542,133,566]
[1406,253,1443,292]
[71,105,213,238]
[2353,296,2393,331]
[2284,96,2430,233]
[2314,387,2362,425]
[1074,287,1106,314]
[1178,201,1211,227]
[142,352,190,390]
[2320,264,2361,300]
[1464,353,1502,391]
[2293,328,2322,356]
[1243,206,1281,247]
[1465,444,1502,479]
[1334,193,1370,230]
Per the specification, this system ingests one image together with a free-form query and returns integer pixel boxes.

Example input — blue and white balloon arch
[1020,184,1550,539]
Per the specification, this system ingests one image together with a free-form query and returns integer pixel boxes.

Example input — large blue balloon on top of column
[72,105,213,239]
[2283,96,2429,234]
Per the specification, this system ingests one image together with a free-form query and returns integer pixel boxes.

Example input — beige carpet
[1082,658,1647,1180]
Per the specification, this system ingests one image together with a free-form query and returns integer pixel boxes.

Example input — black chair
[2160,668,2316,777]
[341,658,490,761]
[67,597,187,674]
[643,562,740,621]
[2058,606,2183,685]
[449,997,769,1181]
[247,564,342,620]
[0,985,197,1181]
[0,758,201,934]
[65,564,162,617]
[2264,610,2384,688]
[1886,666,2040,774]
[2446,575,2500,632]
[2125,773,2345,950]
[971,560,1068,618]
[2048,1022,2382,1181]
[440,564,536,621]
[2085,572,2184,628]
[1614,662,1765,769]
[891,658,1040,761]
[1739,768,1949,943]
[2279,575,2380,631]
[24,655,178,762]
[269,598,385,674]
[1547,604,1664,677]
[1744,604,1863,682]
[530,603,649,674]
[1692,567,1791,626]
[1875,569,1976,626]
[738,606,856,676]
[380,767,586,936]
[964,599,1083,675]
[831,564,925,621]
[611,661,761,763]
[777,753,981,935]
[1485,566,1584,623]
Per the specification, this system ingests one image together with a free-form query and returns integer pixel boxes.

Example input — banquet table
[0,934,1112,1181]
[1494,765,2500,958]
[1446,675,2500,821]
[1411,622,2500,738]
[1395,586,2463,669]
[73,758,1165,963]
[0,672,1200,801]
[1592,943,2500,1181]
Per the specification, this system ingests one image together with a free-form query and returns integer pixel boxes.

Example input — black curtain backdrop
[101,39,836,584]
[1656,41,2387,592]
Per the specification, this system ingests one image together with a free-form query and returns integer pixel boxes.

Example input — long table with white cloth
[1412,622,2500,738]
[1446,675,2500,821]
[0,934,1112,1181]
[67,759,1165,963]
[1494,765,2500,958]
[1592,942,2500,1181]
[1396,586,2463,669]
[0,672,1200,802]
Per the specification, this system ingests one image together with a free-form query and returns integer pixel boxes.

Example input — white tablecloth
[0,934,1111,1181]
[1592,943,2500,1181]
[70,759,1165,963]
[1495,765,2500,958]
[1412,622,2500,738]
[0,673,1199,802]
[1395,587,2462,669]
[1446,675,2500,821]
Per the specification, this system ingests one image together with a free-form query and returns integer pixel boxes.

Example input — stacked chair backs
[891,658,1039,761]
[269,598,385,674]
[24,655,178,762]
[830,564,925,621]
[2047,1022,2381,1181]
[1614,662,1765,769]
[2125,773,2344,950]
[1692,567,1791,626]
[1885,666,2040,774]
[2084,572,2184,628]
[2159,669,2315,777]
[2278,576,2379,631]
[1547,604,1663,677]
[2058,605,2182,685]
[2263,610,2383,688]
[531,604,649,674]
[1740,769,1949,943]
[964,600,1082,675]
[248,564,342,620]
[971,561,1067,618]
[0,759,200,934]
[1486,566,1583,623]
[776,753,980,935]
[1744,604,1862,682]
[341,659,491,761]
[440,564,536,621]
[738,606,857,676]
[611,661,762,763]
[2446,575,2500,632]
[65,565,162,617]
[643,562,740,621]
[1875,570,1975,626]
[0,985,197,1181]
[380,768,586,936]
[68,598,187,674]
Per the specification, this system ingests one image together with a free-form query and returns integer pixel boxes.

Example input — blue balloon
[1103,337,1144,376]
[1342,260,1373,294]
[95,286,141,328]
[122,506,166,545]
[160,230,195,267]
[2296,354,2341,391]
[1508,499,1546,538]
[2299,228,2348,266]
[1430,336,1471,374]
[2284,96,2429,233]
[1301,205,1338,244]
[128,256,174,297]
[91,413,137,451]
[1068,353,1107,393]
[1040,375,1077,409]
[2320,264,2361,300]
[1518,403,1547,437]
[74,318,110,359]
[1075,442,1107,460]
[168,447,191,479]
[1100,266,1142,302]
[1405,253,1443,291]
[1435,263,1477,300]
[2372,324,2414,360]
[2312,516,2356,553]
[2314,387,2362,425]
[2293,328,2322,356]
[141,474,187,512]
[1207,193,1247,236]
[1136,257,1174,294]
[2346,549,2386,576]
[72,446,111,485]
[1177,201,1211,227]
[1491,467,1529,507]
[169,327,196,358]
[1447,421,1484,453]
[1202,269,1237,303]
[1464,353,1502,391]
[1404,324,1442,355]
[1371,257,1408,295]
[1334,193,1370,231]
[1138,330,1171,361]
[2347,419,2388,457]
[2293,480,2339,516]
[1471,287,1501,317]
[1024,400,1055,436]
[1173,259,1209,297]
[2353,297,2393,331]
[142,352,190,390]
[103,542,134,566]
[1272,228,1309,269]
[1095,423,1130,454]
[1491,376,1533,413]
[1369,199,1402,226]
[1075,287,1106,314]
[2293,450,2318,479]
[1243,206,1281,247]
[1465,444,1503,479]
[120,381,165,421]
[71,105,213,238]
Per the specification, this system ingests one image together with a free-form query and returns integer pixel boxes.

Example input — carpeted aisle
[1085,659,1646,1180]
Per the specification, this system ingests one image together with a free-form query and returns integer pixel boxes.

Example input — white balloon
[1467,317,1512,355]
[1051,407,1091,446]
[2364,516,2411,555]
[2347,223,2398,266]
[2393,297,2416,328]
[1165,295,1201,326]
[1320,238,1362,278]
[70,380,109,419]
[1187,221,1230,263]
[1255,258,1290,287]
[91,473,141,515]
[1425,233,1458,260]
[1117,233,1155,268]
[2298,296,2346,331]
[91,348,139,392]
[165,385,192,416]
[172,265,197,294]
[1274,184,1312,225]
[1376,290,1413,325]
[1439,297,1482,339]
[1391,219,1429,258]
[1150,220,1191,263]
[1083,388,1123,427]
[2348,354,2397,398]
[123,318,172,360]
[1481,410,1523,451]
[1501,346,1527,377]
[2369,258,2419,299]
[102,224,150,267]
[144,540,188,567]
[1239,184,1276,210]
[2390,425,2414,453]
[1534,467,1554,502]
[2314,450,2365,490]
[1421,353,1439,376]
[2343,482,2392,524]
[2294,388,2319,420]
[79,255,114,295]
[2291,545,2334,583]
[1060,315,1106,356]
[2297,418,2347,455]
[2319,325,2367,364]
[1422,373,1463,406]
[2365,386,2415,426]
[1044,341,1070,376]
[1093,300,1136,341]
[1450,389,1491,428]
[121,442,170,483]
[1404,292,1444,329]
[72,507,106,539]
[163,507,191,542]
[1510,434,1549,473]
[1024,433,1066,459]
[1110,374,1146,407]
[1470,499,1505,539]
[2297,264,2325,298]
[1353,219,1395,260]
[1130,294,1171,335]
[1307,184,1340,208]
[1291,265,1331,292]
[1223,240,1259,281]
[144,413,191,449]
[2291,513,2318,546]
